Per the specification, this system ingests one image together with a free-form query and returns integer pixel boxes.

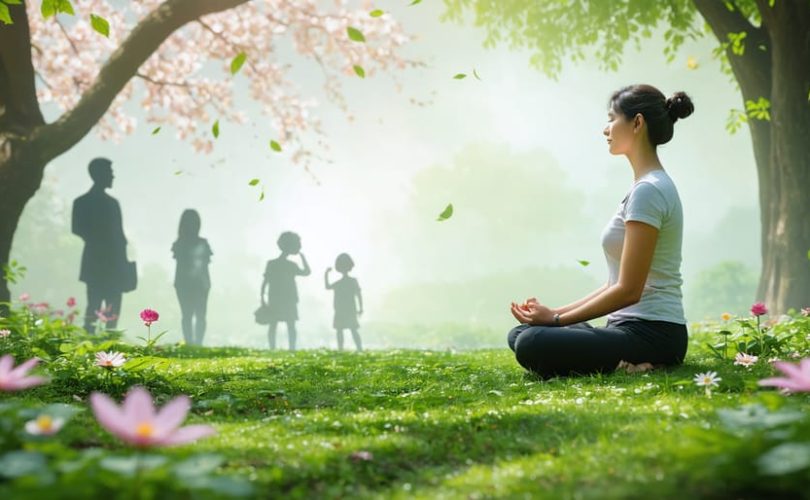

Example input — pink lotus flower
[758,358,810,393]
[19,292,30,302]
[0,355,48,391]
[139,308,159,327]
[0,329,10,338]
[751,302,768,317]
[90,386,215,447]
[67,297,76,308]
[95,351,127,369]
[25,415,65,436]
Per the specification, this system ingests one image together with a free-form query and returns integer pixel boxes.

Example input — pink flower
[0,355,48,391]
[734,352,759,368]
[140,308,159,327]
[95,306,118,324]
[751,302,768,317]
[758,359,810,393]
[67,297,76,308]
[90,386,215,447]
[19,293,30,302]
[0,329,10,338]
[25,415,65,436]
[350,450,374,462]
[801,307,810,317]
[95,351,127,369]
[31,302,49,315]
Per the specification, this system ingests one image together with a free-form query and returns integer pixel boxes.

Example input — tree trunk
[756,2,810,314]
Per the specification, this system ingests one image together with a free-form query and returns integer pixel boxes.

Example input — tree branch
[30,0,249,163]
[693,0,771,99]
[0,2,45,133]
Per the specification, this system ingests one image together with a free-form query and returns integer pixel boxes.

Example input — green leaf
[807,249,810,261]
[230,52,247,75]
[90,14,109,37]
[347,27,365,42]
[174,170,183,176]
[151,126,161,135]
[473,68,481,80]
[577,260,590,267]
[259,190,265,202]
[410,0,422,5]
[369,9,384,17]
[212,120,220,138]
[0,451,46,478]
[269,140,282,152]
[0,4,11,25]
[353,65,365,78]
[437,203,454,222]
[41,0,74,18]
[173,454,225,479]
[248,178,260,186]
[453,73,467,79]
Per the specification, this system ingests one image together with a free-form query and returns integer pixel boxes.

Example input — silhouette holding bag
[254,303,273,325]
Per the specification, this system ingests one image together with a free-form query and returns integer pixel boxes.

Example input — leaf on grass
[90,14,109,37]
[212,120,220,138]
[269,140,282,152]
[230,52,247,75]
[347,27,365,42]
[437,203,453,221]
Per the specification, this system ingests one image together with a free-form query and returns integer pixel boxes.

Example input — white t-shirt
[600,169,686,324]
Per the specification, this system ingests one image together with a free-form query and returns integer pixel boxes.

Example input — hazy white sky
[16,1,760,346]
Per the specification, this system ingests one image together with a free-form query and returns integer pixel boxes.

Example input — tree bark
[0,0,249,306]
[694,0,810,314]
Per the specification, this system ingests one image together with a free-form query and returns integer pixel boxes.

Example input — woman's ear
[633,113,644,133]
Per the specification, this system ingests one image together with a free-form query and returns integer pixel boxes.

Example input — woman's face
[603,106,640,156]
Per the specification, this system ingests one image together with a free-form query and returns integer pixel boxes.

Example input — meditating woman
[508,84,694,378]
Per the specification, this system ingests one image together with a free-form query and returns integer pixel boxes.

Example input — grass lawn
[3,324,809,499]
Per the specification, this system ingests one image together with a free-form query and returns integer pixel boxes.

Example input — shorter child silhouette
[325,253,363,351]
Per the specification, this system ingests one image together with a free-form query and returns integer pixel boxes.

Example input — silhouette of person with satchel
[72,158,134,333]
[260,231,310,350]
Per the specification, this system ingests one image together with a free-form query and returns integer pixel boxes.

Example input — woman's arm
[298,253,311,276]
[559,221,658,325]
[356,284,363,315]
[512,221,658,326]
[552,282,609,315]
[260,277,268,305]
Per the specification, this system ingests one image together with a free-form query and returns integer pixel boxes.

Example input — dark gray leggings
[507,319,688,378]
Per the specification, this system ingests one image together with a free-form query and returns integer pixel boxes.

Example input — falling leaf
[151,127,161,135]
[409,0,422,5]
[259,190,265,202]
[453,73,467,80]
[230,52,247,75]
[173,170,183,176]
[212,120,220,138]
[437,203,453,221]
[577,260,590,267]
[347,27,365,43]
[248,179,260,186]
[269,140,282,152]
[473,68,482,80]
[353,65,365,78]
[90,14,109,37]
[807,249,810,261]
[369,9,384,17]
[686,56,699,70]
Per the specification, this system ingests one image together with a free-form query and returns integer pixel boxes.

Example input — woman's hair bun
[666,91,694,122]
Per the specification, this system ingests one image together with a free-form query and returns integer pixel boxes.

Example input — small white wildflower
[733,352,758,368]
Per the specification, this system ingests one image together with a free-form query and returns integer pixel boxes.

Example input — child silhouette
[325,253,363,351]
[261,231,310,350]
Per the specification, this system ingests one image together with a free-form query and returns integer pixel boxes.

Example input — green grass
[8,330,810,499]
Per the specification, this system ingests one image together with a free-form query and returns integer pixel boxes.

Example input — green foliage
[2,260,26,285]
[369,9,384,18]
[746,96,772,121]
[687,260,758,320]
[442,0,703,78]
[40,0,74,19]
[705,310,810,360]
[90,13,110,38]
[436,203,453,221]
[269,140,282,152]
[353,65,365,78]
[230,52,247,75]
[211,119,220,138]
[347,26,365,42]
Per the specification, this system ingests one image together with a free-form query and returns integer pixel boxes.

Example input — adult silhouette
[172,209,212,346]
[72,158,133,333]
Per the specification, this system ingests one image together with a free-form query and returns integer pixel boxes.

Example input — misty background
[9,2,760,349]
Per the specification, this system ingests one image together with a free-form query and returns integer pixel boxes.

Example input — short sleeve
[624,182,667,230]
